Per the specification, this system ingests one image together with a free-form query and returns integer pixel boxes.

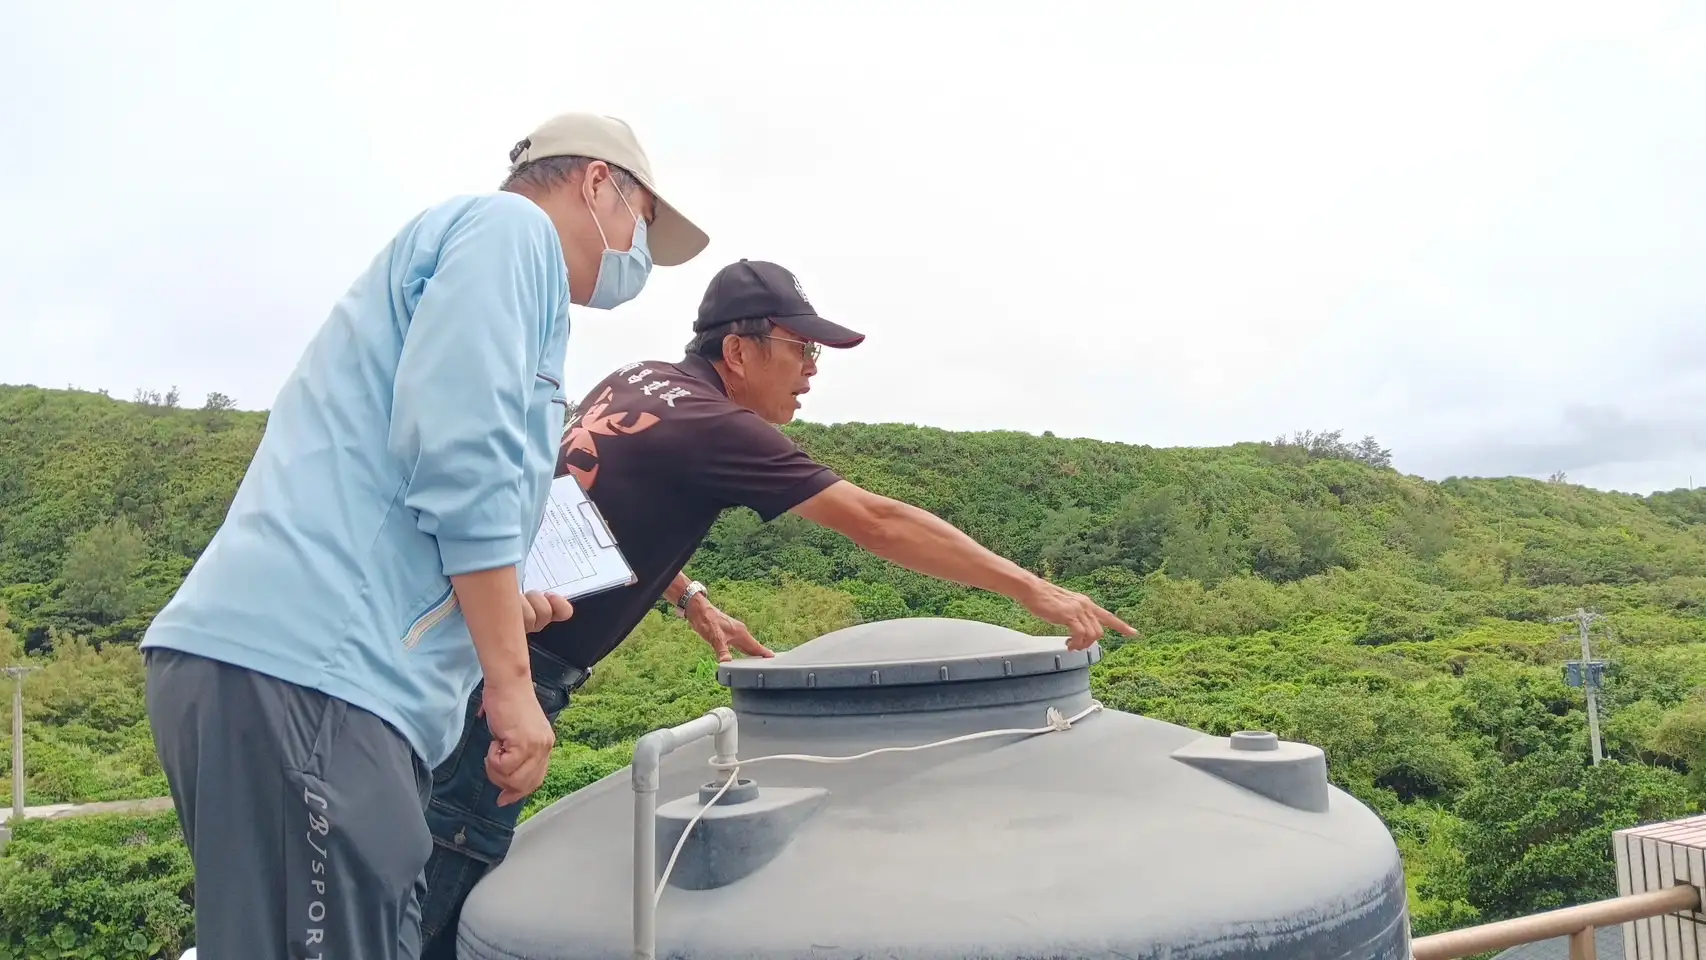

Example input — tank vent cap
[698,778,761,806]
[1230,730,1279,751]
[1170,730,1329,813]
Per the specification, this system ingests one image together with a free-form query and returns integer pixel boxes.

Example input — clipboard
[521,474,639,601]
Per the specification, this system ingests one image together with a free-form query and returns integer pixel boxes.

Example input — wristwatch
[674,580,707,617]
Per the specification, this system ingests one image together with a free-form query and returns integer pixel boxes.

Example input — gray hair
[685,317,776,362]
[500,155,641,197]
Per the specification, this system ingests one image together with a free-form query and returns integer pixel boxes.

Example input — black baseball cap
[693,259,865,348]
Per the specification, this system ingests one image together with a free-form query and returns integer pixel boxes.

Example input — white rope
[654,699,1103,899]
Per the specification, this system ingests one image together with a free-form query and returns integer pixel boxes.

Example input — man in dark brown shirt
[419,259,1133,958]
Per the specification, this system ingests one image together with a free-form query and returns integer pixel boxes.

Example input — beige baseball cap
[507,112,709,267]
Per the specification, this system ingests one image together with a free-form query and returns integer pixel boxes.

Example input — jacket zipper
[402,584,458,650]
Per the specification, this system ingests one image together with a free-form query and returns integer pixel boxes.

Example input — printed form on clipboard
[522,474,637,601]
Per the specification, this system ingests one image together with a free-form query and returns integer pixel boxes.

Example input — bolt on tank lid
[718,616,1101,691]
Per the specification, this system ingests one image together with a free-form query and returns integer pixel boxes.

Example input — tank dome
[457,617,1411,959]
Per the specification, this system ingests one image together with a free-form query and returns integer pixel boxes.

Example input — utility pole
[1553,608,1607,766]
[2,666,39,821]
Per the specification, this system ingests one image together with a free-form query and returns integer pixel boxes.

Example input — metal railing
[1410,883,1701,960]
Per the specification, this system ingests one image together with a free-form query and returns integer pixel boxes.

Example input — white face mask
[583,180,653,310]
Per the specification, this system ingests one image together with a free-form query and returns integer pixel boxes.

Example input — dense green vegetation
[3,383,1705,957]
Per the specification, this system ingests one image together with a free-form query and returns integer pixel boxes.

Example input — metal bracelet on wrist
[674,580,707,617]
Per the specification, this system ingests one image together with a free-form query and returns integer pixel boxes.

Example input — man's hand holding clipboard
[520,590,575,633]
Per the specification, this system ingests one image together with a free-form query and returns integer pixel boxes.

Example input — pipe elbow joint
[709,706,739,764]
[632,730,673,792]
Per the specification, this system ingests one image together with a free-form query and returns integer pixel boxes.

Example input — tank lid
[718,616,1100,691]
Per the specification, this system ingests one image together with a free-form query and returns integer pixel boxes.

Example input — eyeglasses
[762,334,821,363]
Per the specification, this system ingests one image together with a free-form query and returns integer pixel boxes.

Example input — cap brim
[772,312,866,349]
[644,193,708,268]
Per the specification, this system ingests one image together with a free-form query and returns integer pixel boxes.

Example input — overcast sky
[3,1,1702,496]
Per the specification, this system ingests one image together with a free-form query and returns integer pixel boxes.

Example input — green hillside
[3,382,1706,958]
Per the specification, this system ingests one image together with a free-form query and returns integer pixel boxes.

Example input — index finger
[733,635,774,659]
[725,621,772,658]
[1097,605,1137,636]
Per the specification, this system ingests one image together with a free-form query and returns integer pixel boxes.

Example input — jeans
[419,644,589,960]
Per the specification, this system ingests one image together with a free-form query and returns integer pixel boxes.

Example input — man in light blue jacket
[139,111,708,960]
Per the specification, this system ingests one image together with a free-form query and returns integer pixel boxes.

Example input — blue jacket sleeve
[388,195,564,577]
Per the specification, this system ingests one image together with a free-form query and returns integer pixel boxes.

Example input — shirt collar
[678,354,728,396]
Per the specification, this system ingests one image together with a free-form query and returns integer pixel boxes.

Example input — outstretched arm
[790,481,1135,650]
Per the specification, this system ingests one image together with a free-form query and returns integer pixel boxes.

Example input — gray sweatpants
[146,648,434,960]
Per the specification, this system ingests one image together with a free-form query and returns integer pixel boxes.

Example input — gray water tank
[456,617,1411,959]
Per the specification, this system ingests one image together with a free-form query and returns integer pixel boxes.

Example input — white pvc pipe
[632,707,738,960]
